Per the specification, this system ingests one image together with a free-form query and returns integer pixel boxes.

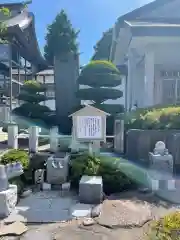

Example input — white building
[110,0,180,111]
[35,68,55,110]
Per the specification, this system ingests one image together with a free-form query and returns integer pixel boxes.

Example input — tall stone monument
[54,53,80,120]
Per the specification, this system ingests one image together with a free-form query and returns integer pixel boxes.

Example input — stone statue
[149,141,173,173]
[153,141,168,155]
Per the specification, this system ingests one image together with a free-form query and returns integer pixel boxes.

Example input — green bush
[69,154,100,188]
[9,177,24,195]
[1,149,29,170]
[148,211,180,240]
[124,105,180,130]
[29,153,47,170]
[1,150,30,192]
[98,161,134,194]
[69,154,136,195]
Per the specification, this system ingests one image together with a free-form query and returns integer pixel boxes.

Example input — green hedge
[69,154,136,195]
[9,177,25,195]
[1,149,29,169]
[148,211,180,240]
[124,105,180,130]
[1,149,32,186]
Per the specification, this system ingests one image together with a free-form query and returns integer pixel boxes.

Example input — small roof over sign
[69,104,110,117]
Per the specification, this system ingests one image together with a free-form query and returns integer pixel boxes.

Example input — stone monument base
[147,170,180,204]
[79,175,103,204]
[0,185,17,217]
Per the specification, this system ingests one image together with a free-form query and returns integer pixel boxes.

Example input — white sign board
[76,116,102,140]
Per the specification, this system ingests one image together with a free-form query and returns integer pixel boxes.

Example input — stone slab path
[4,191,93,223]
[2,190,180,240]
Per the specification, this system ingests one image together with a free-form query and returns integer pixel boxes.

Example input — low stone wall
[126,129,180,170]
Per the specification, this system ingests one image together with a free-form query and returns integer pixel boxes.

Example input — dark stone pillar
[54,53,80,119]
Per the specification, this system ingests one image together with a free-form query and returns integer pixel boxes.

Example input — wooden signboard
[69,105,110,143]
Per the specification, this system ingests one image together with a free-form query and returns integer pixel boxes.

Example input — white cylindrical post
[2,106,10,122]
[8,125,18,149]
[0,165,9,191]
[29,126,39,153]
[50,126,59,153]
[70,126,79,153]
[114,119,124,153]
[92,141,100,156]
[88,142,93,155]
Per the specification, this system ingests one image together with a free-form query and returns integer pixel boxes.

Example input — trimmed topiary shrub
[69,154,136,195]
[1,149,29,169]
[77,60,124,118]
[148,211,180,240]
[124,105,180,130]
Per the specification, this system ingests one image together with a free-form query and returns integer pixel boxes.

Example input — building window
[161,71,180,78]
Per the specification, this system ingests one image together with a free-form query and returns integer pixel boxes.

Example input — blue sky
[2,0,152,64]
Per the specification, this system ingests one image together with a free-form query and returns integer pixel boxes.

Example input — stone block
[0,184,17,217]
[149,152,173,173]
[46,154,70,184]
[71,203,92,218]
[51,184,62,190]
[42,183,51,191]
[79,175,103,204]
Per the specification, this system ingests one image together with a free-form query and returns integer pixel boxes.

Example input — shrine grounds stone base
[4,191,93,223]
[2,190,180,240]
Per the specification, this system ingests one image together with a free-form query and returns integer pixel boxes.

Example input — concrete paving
[4,191,94,223]
[71,203,93,218]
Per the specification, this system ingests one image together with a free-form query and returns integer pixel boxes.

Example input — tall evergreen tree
[0,7,10,35]
[91,28,113,61]
[44,10,79,65]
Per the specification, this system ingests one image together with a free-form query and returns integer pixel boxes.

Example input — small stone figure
[149,141,173,173]
[153,141,167,155]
